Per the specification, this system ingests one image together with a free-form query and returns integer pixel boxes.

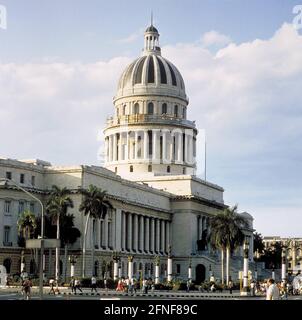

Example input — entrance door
[195,264,206,284]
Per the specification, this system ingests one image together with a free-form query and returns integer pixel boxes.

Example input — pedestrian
[70,276,76,294]
[228,279,233,294]
[125,277,130,293]
[74,278,83,294]
[266,278,280,300]
[91,276,97,293]
[186,280,191,292]
[22,277,32,300]
[48,278,56,295]
[250,281,255,296]
[210,283,216,292]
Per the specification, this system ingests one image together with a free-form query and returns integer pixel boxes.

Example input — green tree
[47,185,74,284]
[208,205,248,284]
[79,185,112,277]
[253,232,265,260]
[17,210,37,273]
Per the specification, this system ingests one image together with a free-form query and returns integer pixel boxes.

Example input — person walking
[70,276,76,294]
[91,276,97,293]
[48,278,56,295]
[74,278,83,295]
[186,280,191,293]
[250,281,255,296]
[228,279,233,295]
[266,278,280,300]
[22,278,32,300]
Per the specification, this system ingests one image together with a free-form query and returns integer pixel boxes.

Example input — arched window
[134,103,139,115]
[148,165,152,172]
[123,105,126,115]
[130,165,133,172]
[133,262,137,275]
[162,103,167,114]
[167,166,171,173]
[3,258,11,274]
[147,102,154,115]
[150,263,154,275]
[174,105,178,117]
[183,167,186,174]
[182,107,186,118]
[116,107,119,117]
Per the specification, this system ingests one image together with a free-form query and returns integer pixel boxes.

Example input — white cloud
[200,30,232,48]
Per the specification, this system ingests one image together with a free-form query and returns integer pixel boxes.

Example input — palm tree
[47,185,74,285]
[208,205,248,285]
[60,214,81,281]
[17,210,37,273]
[79,185,112,277]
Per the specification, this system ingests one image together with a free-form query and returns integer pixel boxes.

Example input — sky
[0,0,301,237]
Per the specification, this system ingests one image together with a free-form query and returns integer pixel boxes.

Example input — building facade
[0,23,254,283]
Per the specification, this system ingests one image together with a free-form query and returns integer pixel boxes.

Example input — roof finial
[151,10,153,26]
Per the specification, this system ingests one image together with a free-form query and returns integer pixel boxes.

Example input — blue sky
[0,0,302,237]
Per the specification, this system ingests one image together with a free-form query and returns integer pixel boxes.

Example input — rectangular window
[18,201,25,214]
[4,226,11,244]
[6,172,12,180]
[20,173,25,184]
[176,264,181,274]
[30,202,35,213]
[4,200,11,214]
[31,176,35,186]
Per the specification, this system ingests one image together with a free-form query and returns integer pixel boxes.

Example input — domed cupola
[104,23,197,179]
[115,24,188,103]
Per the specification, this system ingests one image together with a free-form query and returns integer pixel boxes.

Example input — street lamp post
[0,178,45,299]
[112,251,120,281]
[281,247,287,283]
[241,237,250,296]
[69,255,77,277]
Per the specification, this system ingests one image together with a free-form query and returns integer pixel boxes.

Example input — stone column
[162,131,167,163]
[113,133,117,162]
[127,213,132,251]
[152,130,160,163]
[150,218,155,253]
[114,209,121,251]
[144,130,149,160]
[139,215,144,252]
[133,214,138,252]
[118,133,123,161]
[161,220,165,253]
[104,215,108,249]
[145,217,150,253]
[105,137,109,163]
[122,211,126,251]
[178,131,183,163]
[165,222,170,254]
[156,219,160,253]
[109,135,113,162]
[134,131,138,159]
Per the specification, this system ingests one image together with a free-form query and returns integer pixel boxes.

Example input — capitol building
[0,24,254,283]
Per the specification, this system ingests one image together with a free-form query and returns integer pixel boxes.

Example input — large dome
[115,24,188,103]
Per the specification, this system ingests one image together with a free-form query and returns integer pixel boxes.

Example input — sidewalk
[0,286,250,298]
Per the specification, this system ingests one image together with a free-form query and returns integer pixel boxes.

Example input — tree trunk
[221,249,225,285]
[226,246,230,283]
[82,213,90,278]
[64,244,68,282]
[55,214,60,288]
[91,219,95,276]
